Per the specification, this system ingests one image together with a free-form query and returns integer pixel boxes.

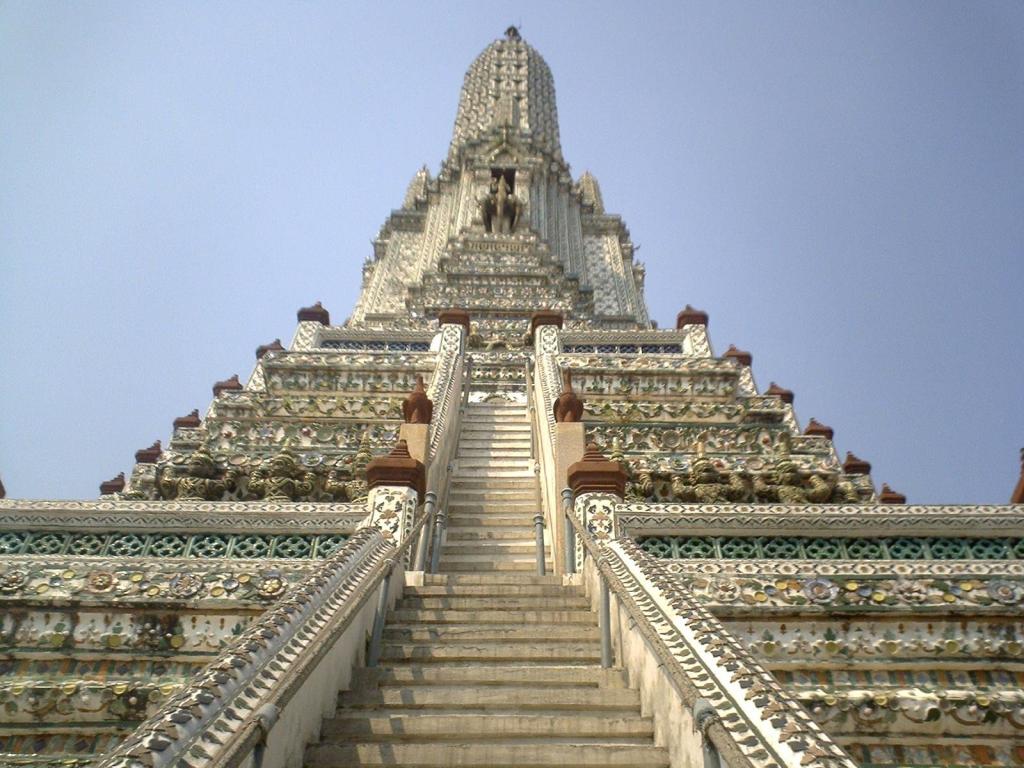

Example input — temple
[2,28,1023,768]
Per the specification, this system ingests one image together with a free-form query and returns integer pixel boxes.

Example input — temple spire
[449,30,563,161]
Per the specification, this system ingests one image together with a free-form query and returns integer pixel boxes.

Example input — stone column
[567,443,627,569]
[365,440,426,546]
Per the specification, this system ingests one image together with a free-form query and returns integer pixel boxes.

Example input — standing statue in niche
[479,174,522,234]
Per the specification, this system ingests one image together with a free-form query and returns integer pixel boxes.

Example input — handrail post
[532,512,546,575]
[414,491,436,571]
[429,505,447,573]
[525,359,537,462]
[561,488,576,574]
[367,559,395,667]
[599,576,613,668]
[460,358,473,411]
[694,699,723,768]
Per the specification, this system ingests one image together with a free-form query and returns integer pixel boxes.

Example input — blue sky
[1,2,1022,503]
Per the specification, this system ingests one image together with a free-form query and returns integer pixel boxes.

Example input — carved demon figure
[247,447,315,502]
[158,448,234,501]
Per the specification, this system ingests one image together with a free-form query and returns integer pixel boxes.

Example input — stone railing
[96,490,430,768]
[425,323,466,481]
[561,325,712,358]
[0,498,366,535]
[567,491,857,768]
[613,501,1024,537]
[531,323,569,571]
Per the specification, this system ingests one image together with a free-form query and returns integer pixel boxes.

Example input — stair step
[458,438,531,447]
[390,609,593,625]
[406,584,581,597]
[463,422,529,427]
[460,427,530,434]
[380,643,599,663]
[320,712,654,741]
[343,684,624,710]
[448,532,540,544]
[444,515,538,524]
[458,448,532,460]
[457,459,534,468]
[352,665,629,688]
[306,741,670,767]
[440,560,553,573]
[398,595,586,611]
[449,482,536,490]
[448,491,537,501]
[383,624,599,643]
[438,552,552,564]
[442,543,540,556]
[452,469,536,478]
[423,574,564,586]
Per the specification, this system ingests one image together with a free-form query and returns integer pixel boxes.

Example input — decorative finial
[553,369,584,423]
[676,305,708,328]
[765,382,794,405]
[505,26,521,41]
[402,374,433,425]
[879,484,906,504]
[212,374,242,397]
[256,339,285,360]
[843,451,871,476]
[173,409,202,429]
[297,301,330,325]
[723,344,752,367]
[135,440,162,464]
[803,418,834,441]
[100,472,126,495]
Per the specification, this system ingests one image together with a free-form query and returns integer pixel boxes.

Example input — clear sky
[1,2,1022,503]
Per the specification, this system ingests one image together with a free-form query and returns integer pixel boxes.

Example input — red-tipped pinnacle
[843,452,871,476]
[134,440,162,464]
[212,374,242,397]
[723,345,752,367]
[173,409,201,429]
[879,484,906,504]
[764,382,794,405]
[256,339,285,360]
[804,418,834,441]
[99,472,125,495]
[676,305,708,328]
[297,301,330,325]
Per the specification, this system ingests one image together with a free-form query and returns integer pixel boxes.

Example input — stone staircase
[305,397,669,767]
[442,400,550,573]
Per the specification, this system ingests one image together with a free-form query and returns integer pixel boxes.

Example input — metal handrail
[460,357,474,410]
[413,491,437,571]
[524,358,537,462]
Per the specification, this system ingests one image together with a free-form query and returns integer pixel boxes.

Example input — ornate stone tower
[1,28,1021,768]
[351,26,648,338]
